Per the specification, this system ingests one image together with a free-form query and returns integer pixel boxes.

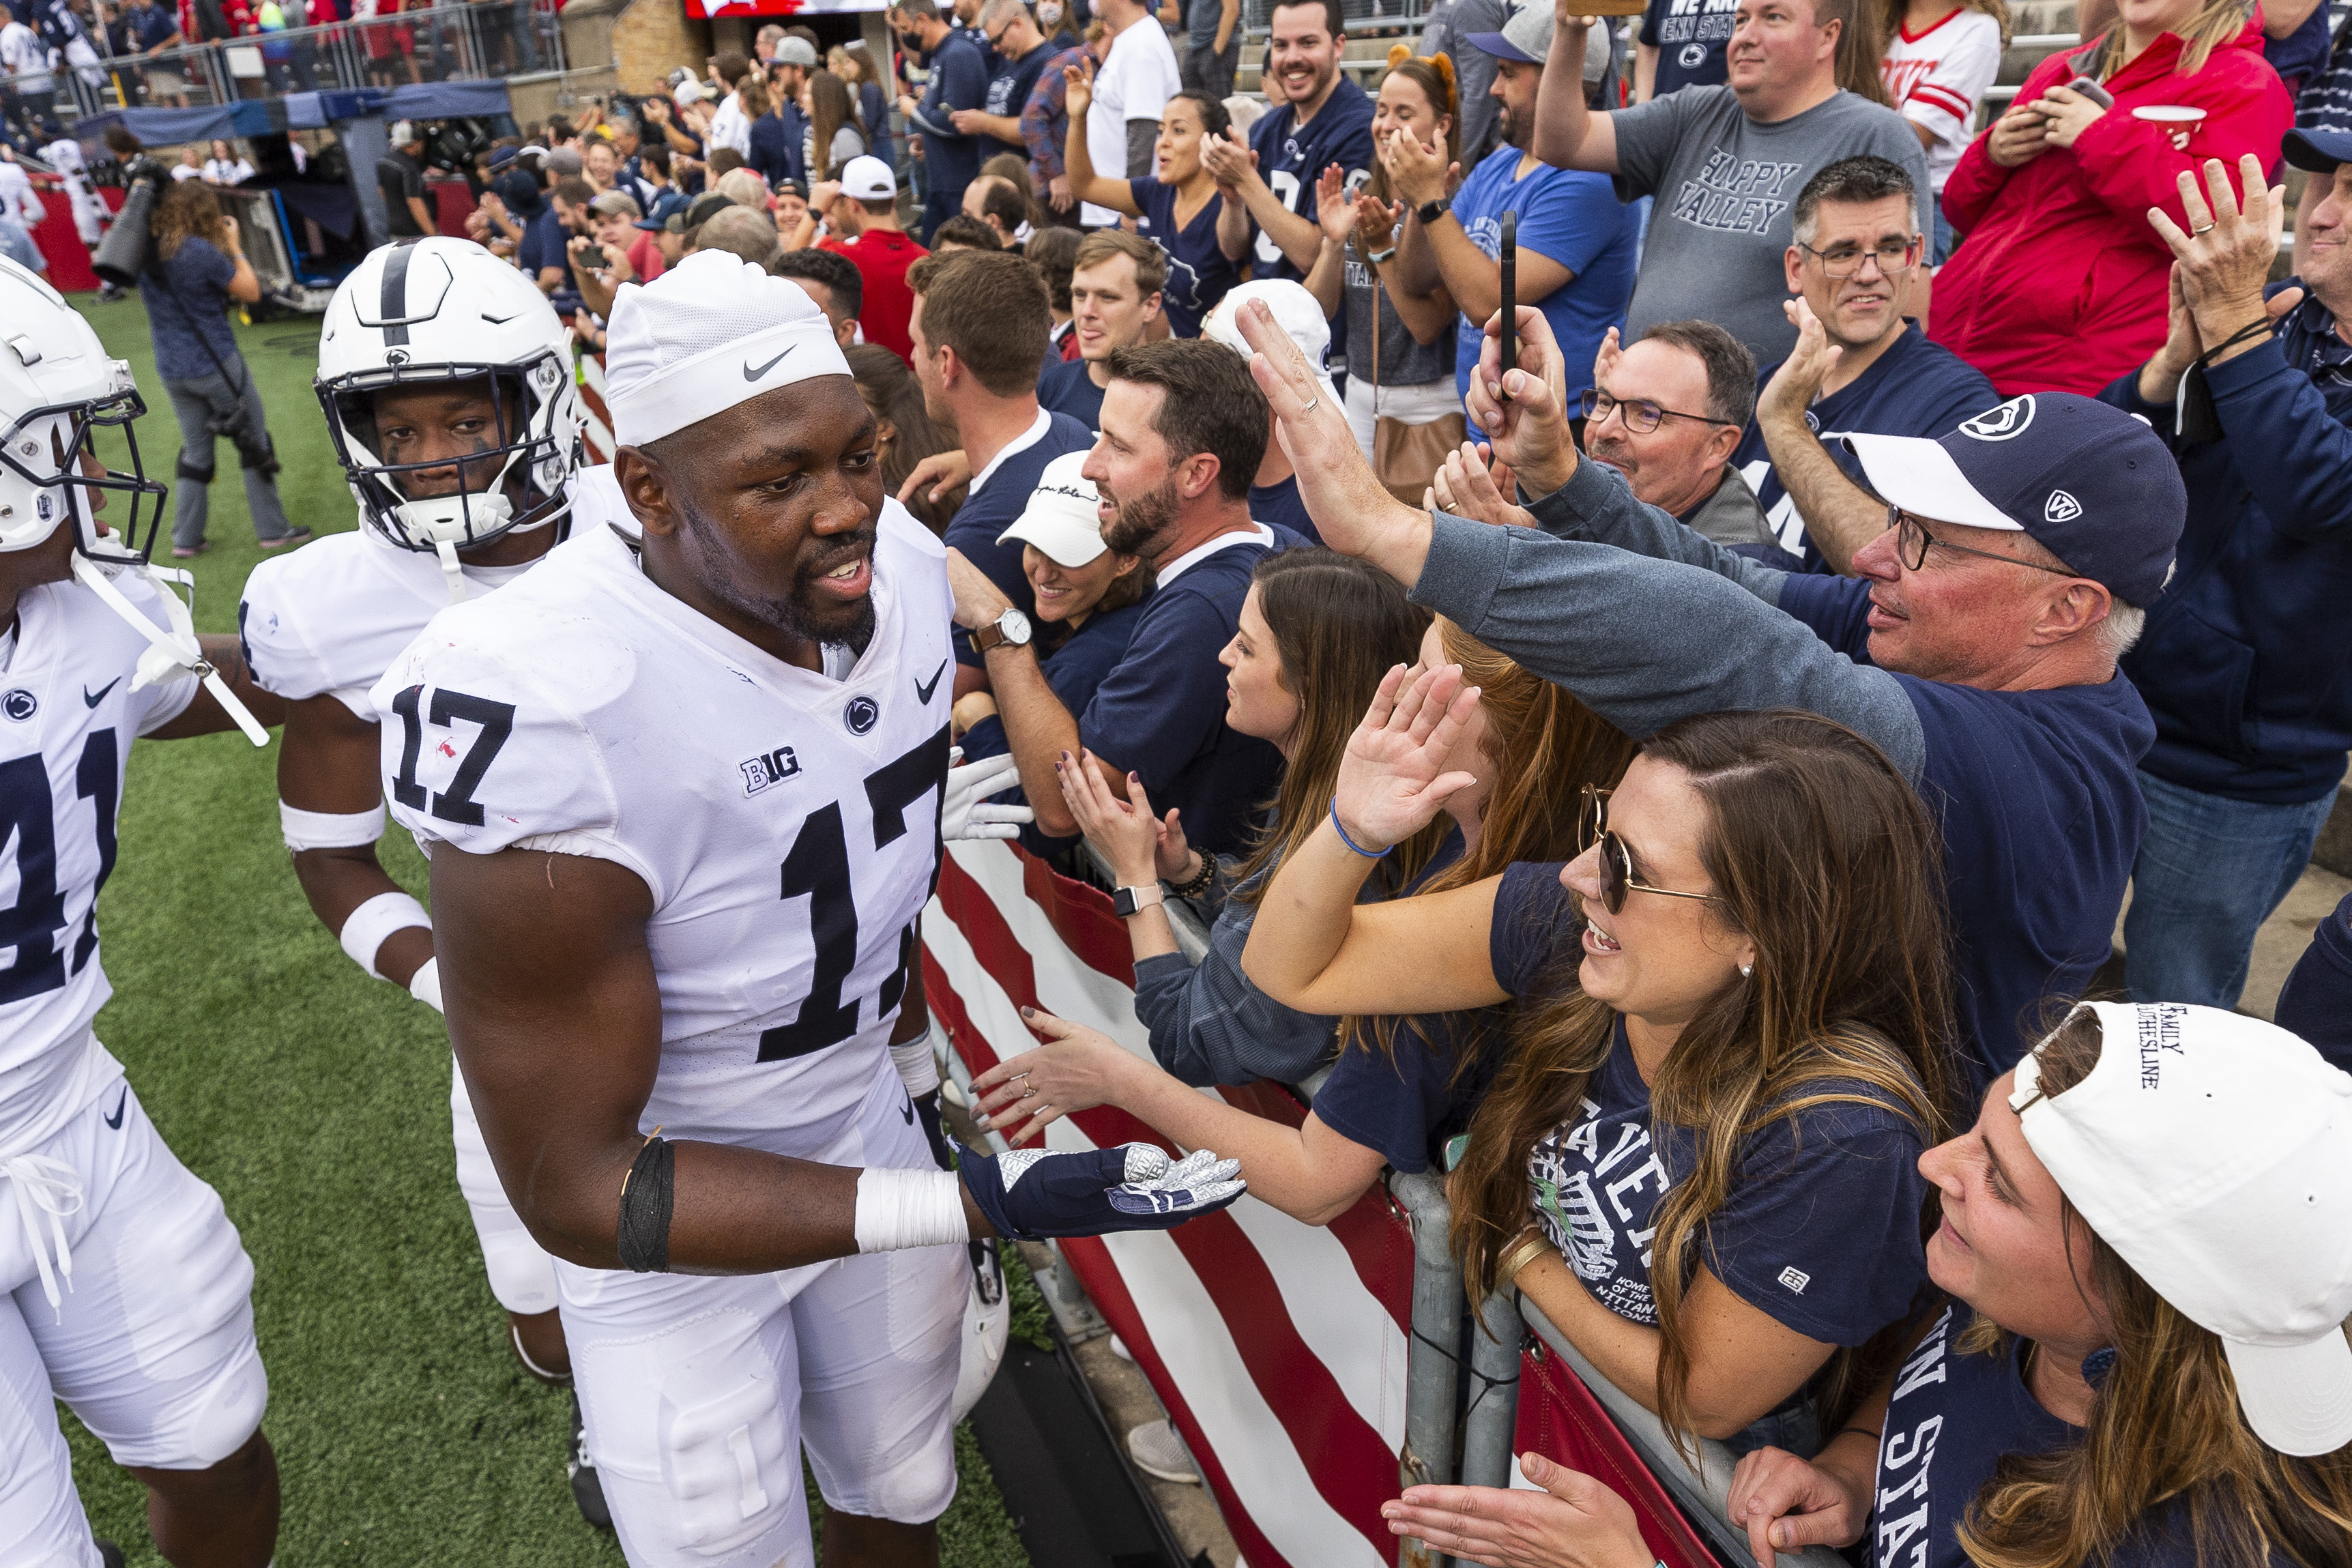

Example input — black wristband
[616,1132,676,1273]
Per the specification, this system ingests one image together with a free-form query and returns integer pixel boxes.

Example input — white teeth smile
[828,561,860,579]
[1586,925,1621,953]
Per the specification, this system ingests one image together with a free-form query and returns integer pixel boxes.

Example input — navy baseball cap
[1840,393,2184,606]
[2283,127,2352,173]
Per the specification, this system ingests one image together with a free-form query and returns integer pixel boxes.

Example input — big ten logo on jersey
[741,745,802,796]
[0,729,121,1003]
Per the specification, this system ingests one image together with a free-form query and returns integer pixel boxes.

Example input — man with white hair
[373,250,1247,1567]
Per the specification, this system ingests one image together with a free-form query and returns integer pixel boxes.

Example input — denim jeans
[2122,768,2336,1009]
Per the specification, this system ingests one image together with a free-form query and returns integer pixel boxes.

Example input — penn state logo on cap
[844,695,880,735]
[1960,396,2036,441]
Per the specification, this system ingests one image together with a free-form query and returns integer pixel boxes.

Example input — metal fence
[54,1,563,120]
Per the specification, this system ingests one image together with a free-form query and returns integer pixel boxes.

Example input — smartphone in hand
[2062,74,2114,109]
[1499,209,1518,380]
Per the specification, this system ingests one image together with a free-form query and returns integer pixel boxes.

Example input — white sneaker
[1127,1419,1200,1484]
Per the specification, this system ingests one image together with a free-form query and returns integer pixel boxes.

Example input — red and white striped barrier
[923,841,1758,1568]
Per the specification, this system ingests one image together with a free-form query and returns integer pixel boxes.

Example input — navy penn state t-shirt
[1131,177,1243,339]
[1640,0,1736,98]
[1039,357,1105,431]
[1730,323,1997,566]
[1245,76,1376,282]
[1489,862,1934,1343]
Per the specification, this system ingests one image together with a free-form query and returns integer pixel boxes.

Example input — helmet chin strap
[392,491,516,604]
[68,553,269,746]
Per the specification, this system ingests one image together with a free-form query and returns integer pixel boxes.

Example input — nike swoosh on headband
[744,347,797,381]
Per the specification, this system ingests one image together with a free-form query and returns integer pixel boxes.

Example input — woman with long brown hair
[846,343,963,534]
[143,177,305,557]
[968,593,1635,1230]
[1384,1001,2352,1568]
[1245,685,1954,1450]
[802,70,867,183]
[1305,48,1462,463]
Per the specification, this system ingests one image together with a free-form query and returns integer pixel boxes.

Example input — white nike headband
[602,250,854,449]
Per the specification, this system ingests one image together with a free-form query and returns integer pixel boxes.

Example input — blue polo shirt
[1732,323,1996,566]
[946,408,1096,667]
[1244,76,1376,281]
[1776,573,2153,1094]
[1078,523,1309,856]
[1131,178,1241,339]
[1039,357,1105,429]
[1449,145,1636,406]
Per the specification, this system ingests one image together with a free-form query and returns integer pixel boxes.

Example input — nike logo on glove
[901,1092,916,1126]
[914,658,947,705]
[104,1088,128,1130]
[744,347,796,381]
[84,677,121,708]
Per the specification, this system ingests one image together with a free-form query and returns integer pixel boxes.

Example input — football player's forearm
[292,846,434,984]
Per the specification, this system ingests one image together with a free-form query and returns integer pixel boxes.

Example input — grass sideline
[58,291,1037,1566]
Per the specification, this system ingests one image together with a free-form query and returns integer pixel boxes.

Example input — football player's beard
[1098,476,1183,561]
[687,496,878,653]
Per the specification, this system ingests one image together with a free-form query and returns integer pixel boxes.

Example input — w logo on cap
[2045,489,2083,523]
[1960,396,2037,441]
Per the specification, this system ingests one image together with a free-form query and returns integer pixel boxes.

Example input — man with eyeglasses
[1732,156,1994,566]
[951,0,1056,164]
[1246,295,2182,1100]
[1581,318,1777,550]
[2084,148,2352,1013]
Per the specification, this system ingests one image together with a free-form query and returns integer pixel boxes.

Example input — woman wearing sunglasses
[1243,672,1956,1452]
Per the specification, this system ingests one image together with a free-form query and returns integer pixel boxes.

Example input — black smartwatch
[1111,884,1165,919]
[1417,196,1452,228]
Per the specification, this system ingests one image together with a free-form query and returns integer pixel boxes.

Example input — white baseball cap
[1202,280,1339,412]
[2011,1000,2352,1457]
[841,154,897,202]
[998,451,1109,567]
[604,250,852,448]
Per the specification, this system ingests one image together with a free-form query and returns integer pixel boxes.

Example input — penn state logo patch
[844,695,880,735]
[2044,489,2082,523]
[2,688,36,721]
[1678,42,1707,67]
[1960,396,2035,441]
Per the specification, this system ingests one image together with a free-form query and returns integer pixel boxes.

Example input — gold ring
[1023,1086,1037,1100]
[1301,395,1320,413]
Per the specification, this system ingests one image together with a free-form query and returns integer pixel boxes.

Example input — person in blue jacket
[2091,145,2352,1011]
[893,0,989,242]
[1247,295,2186,1103]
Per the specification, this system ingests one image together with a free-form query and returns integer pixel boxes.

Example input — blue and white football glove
[959,1141,1245,1240]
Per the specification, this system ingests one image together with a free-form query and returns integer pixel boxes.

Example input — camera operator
[143,177,307,556]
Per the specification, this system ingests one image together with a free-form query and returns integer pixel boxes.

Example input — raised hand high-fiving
[1333,663,1483,854]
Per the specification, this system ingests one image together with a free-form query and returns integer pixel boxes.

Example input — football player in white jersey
[0,255,286,1567]
[373,250,1247,1568]
[235,235,624,1521]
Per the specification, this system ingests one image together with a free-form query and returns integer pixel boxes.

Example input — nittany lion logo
[1678,42,1707,67]
[1960,396,2036,441]
[844,695,880,736]
[2044,489,2082,523]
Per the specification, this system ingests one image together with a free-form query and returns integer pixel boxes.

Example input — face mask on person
[1036,1,1063,27]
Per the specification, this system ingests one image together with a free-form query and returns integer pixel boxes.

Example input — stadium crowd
[8,0,2352,1563]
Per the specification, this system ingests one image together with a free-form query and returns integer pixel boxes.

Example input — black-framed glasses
[1576,785,1722,916]
[1889,506,2078,577]
[1795,237,1921,278]
[1579,388,1742,437]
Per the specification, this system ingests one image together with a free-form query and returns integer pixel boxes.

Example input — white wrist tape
[280,799,387,852]
[407,955,444,1013]
[890,1037,942,1097]
[852,1167,970,1253]
[338,890,431,982]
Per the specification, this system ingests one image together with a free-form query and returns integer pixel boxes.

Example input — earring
[1739,963,1754,978]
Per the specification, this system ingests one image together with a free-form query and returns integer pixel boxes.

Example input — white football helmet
[315,237,583,599]
[0,255,267,745]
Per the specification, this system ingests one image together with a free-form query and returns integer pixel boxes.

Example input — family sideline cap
[998,451,1109,567]
[841,155,897,202]
[1203,280,1340,411]
[1840,392,2185,606]
[2010,1001,2352,1457]
[604,250,852,448]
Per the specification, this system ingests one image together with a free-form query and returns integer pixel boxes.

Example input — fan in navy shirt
[901,14,989,242]
[1638,0,1737,99]
[1039,355,1105,429]
[1211,4,1376,282]
[2274,890,2352,1075]
[1063,82,1245,339]
[979,30,1059,162]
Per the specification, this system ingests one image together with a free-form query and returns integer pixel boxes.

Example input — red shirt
[625,230,665,283]
[823,229,927,363]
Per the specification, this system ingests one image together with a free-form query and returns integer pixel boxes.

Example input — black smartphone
[1499,209,1518,379]
[2062,74,2114,109]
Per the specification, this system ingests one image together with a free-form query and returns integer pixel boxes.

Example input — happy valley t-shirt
[1610,86,1934,363]
[1489,862,1934,1344]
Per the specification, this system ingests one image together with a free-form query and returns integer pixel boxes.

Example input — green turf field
[57,292,1037,1566]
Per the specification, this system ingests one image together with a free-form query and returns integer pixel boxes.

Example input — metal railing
[57,1,562,120]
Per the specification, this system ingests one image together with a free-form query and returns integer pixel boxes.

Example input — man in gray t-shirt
[1530,0,1930,364]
